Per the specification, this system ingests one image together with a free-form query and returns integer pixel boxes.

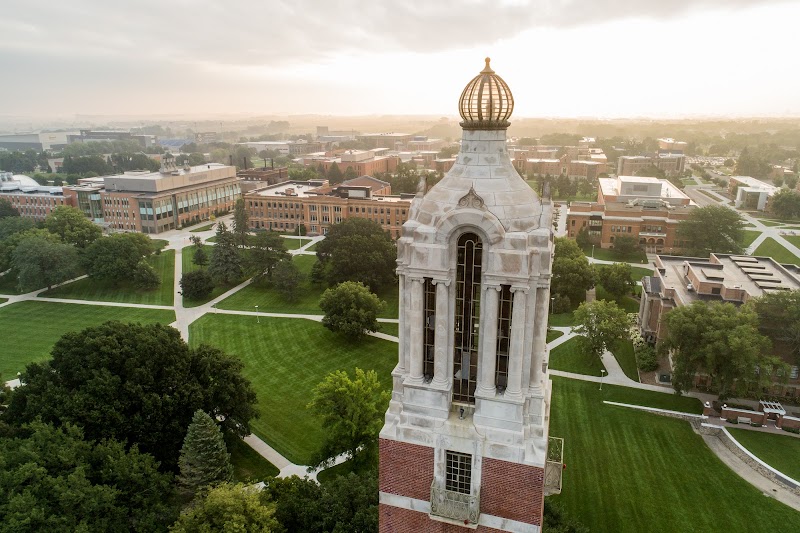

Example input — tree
[768,189,800,220]
[774,175,785,188]
[573,300,630,360]
[750,290,800,366]
[193,245,209,268]
[315,218,396,292]
[233,198,249,247]
[44,205,102,248]
[319,282,384,340]
[327,162,343,185]
[595,263,634,299]
[133,259,160,290]
[0,198,19,219]
[170,483,277,533]
[11,235,80,291]
[307,368,389,469]
[272,258,303,302]
[343,166,358,181]
[208,222,243,285]
[61,155,113,176]
[660,301,778,399]
[552,238,595,304]
[178,410,234,497]
[0,421,176,532]
[0,224,54,272]
[785,174,798,190]
[83,233,153,284]
[246,231,289,282]
[612,234,639,256]
[677,205,744,256]
[735,147,770,179]
[181,270,215,300]
[4,322,258,469]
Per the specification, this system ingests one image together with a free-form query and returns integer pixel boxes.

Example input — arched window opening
[453,232,482,404]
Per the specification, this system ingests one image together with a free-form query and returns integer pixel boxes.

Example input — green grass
[206,236,217,243]
[611,339,638,382]
[548,312,576,327]
[281,237,310,250]
[189,314,397,465]
[190,223,215,232]
[758,219,784,227]
[629,266,654,281]
[0,271,33,294]
[594,285,640,313]
[316,459,374,484]
[0,301,176,378]
[379,322,399,337]
[728,429,800,482]
[549,377,797,533]
[218,255,399,318]
[546,329,565,343]
[180,245,236,308]
[306,242,319,252]
[548,337,606,376]
[753,237,800,265]
[783,234,800,249]
[0,298,6,305]
[582,245,647,263]
[741,229,762,247]
[226,434,279,482]
[41,250,176,305]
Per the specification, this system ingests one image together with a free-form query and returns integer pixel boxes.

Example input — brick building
[640,253,800,398]
[300,149,400,177]
[0,173,72,220]
[380,58,559,532]
[566,175,696,253]
[617,154,686,177]
[245,176,412,238]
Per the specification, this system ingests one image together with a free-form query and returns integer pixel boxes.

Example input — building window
[495,285,513,391]
[791,366,799,380]
[445,451,472,495]
[453,232,482,404]
[423,278,435,381]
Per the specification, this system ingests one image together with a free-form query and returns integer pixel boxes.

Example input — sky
[2,0,800,120]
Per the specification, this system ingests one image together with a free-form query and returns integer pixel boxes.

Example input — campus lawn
[379,321,399,337]
[306,242,319,252]
[546,329,564,343]
[180,245,236,308]
[753,237,800,265]
[0,301,176,378]
[611,339,638,382]
[629,266,654,281]
[217,255,399,318]
[0,271,33,294]
[280,237,311,250]
[728,429,800,482]
[189,314,397,465]
[757,219,784,227]
[316,458,374,484]
[40,250,176,305]
[548,312,576,327]
[548,337,606,376]
[549,377,798,533]
[594,285,639,313]
[225,434,279,482]
[741,229,762,248]
[581,244,647,264]
[783,234,800,249]
[190,223,215,232]
[0,298,6,305]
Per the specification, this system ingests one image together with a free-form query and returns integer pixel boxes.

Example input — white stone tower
[379,58,555,533]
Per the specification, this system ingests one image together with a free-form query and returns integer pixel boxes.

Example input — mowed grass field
[549,337,606,376]
[0,301,176,377]
[611,339,638,382]
[741,229,762,248]
[217,254,399,318]
[189,314,397,465]
[549,377,800,532]
[180,245,240,308]
[753,237,800,265]
[40,250,176,305]
[728,428,800,482]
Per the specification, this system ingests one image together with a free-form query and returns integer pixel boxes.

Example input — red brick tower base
[379,439,545,532]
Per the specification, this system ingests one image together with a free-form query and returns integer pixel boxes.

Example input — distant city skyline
[2,0,799,119]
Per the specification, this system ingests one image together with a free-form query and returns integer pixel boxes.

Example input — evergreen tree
[233,198,249,247]
[208,222,243,284]
[327,162,343,184]
[178,410,234,497]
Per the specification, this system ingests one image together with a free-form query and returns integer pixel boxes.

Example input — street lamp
[255,305,259,324]
[591,244,595,259]
[599,369,606,391]
[550,297,555,315]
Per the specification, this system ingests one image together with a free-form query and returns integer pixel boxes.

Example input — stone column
[397,274,406,373]
[432,279,450,388]
[476,285,501,397]
[505,287,528,398]
[529,285,550,391]
[407,277,425,384]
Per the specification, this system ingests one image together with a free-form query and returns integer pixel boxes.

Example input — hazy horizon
[3,1,800,121]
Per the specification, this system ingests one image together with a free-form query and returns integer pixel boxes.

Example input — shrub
[783,426,800,434]
[181,270,215,300]
[750,423,762,427]
[635,343,658,372]
[133,260,160,290]
[552,293,572,314]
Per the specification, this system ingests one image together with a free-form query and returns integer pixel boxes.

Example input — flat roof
[731,175,778,191]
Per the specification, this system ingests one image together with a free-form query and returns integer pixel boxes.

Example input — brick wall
[379,438,435,501]
[481,458,544,526]
[380,504,505,533]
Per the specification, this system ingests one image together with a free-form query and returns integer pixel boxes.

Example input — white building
[730,175,779,211]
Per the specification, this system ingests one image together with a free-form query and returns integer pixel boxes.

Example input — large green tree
[0,225,55,272]
[11,235,80,291]
[661,301,780,399]
[307,368,389,469]
[83,233,155,284]
[232,198,249,247]
[246,231,289,282]
[208,222,243,284]
[272,258,303,302]
[573,300,630,360]
[0,421,175,532]
[595,263,634,300]
[677,205,744,256]
[750,290,800,367]
[768,189,800,220]
[170,483,277,533]
[180,270,215,300]
[552,237,595,305]
[327,162,343,185]
[4,322,258,469]
[0,198,19,219]
[44,205,102,248]
[315,218,396,292]
[178,410,234,498]
[319,281,384,340]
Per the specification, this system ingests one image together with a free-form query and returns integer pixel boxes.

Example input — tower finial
[482,57,493,73]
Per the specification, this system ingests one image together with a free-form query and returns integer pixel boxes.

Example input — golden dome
[458,57,514,130]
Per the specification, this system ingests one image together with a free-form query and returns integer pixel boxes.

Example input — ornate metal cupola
[379,58,556,532]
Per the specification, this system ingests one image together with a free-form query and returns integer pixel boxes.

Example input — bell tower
[379,58,555,532]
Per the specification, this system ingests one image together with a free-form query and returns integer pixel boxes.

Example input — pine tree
[208,222,243,284]
[178,410,234,497]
